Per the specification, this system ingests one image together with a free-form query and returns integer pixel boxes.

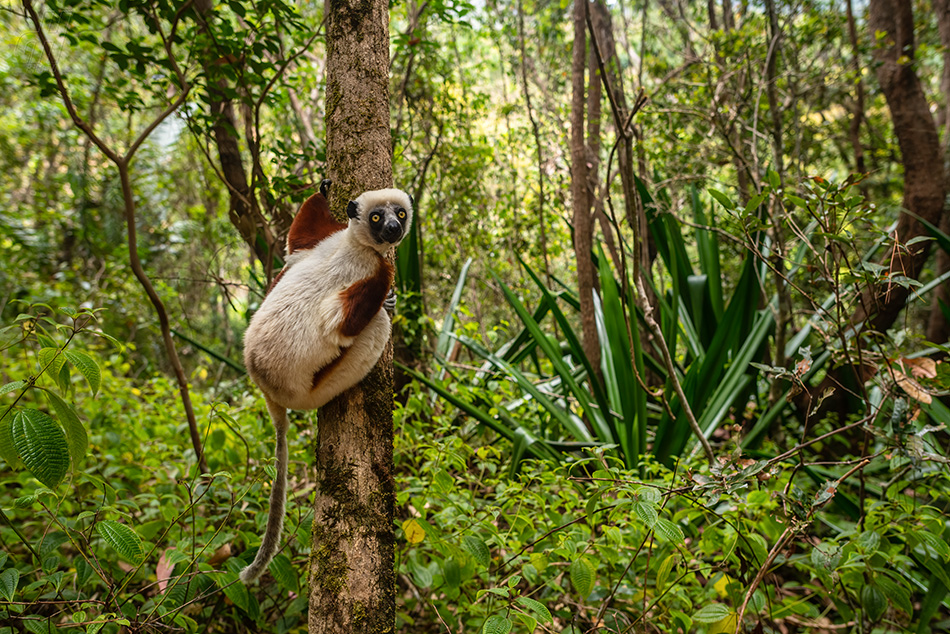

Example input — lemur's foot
[384,288,397,312]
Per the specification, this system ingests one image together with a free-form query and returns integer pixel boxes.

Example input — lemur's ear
[408,193,415,208]
[319,179,332,198]
[346,200,359,219]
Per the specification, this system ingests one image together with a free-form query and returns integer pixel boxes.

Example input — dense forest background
[1,0,949,632]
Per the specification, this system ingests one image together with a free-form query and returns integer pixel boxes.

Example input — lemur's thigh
[306,309,391,409]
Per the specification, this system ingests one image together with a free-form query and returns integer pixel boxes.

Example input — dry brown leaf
[156,548,175,594]
[207,543,232,566]
[901,357,938,380]
[892,367,932,404]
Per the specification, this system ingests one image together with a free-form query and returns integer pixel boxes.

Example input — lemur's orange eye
[398,211,406,218]
[371,214,380,223]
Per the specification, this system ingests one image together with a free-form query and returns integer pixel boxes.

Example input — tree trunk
[845,0,866,176]
[308,0,396,628]
[858,0,946,334]
[928,0,950,345]
[195,3,281,276]
[571,0,602,382]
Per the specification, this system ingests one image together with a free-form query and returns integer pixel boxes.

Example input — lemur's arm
[339,260,394,338]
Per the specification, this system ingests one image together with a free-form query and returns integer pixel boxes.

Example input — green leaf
[516,597,552,623]
[515,613,537,632]
[876,576,912,615]
[861,583,887,622]
[268,554,298,593]
[64,351,100,396]
[916,531,950,561]
[45,391,87,468]
[96,520,144,563]
[0,412,18,466]
[656,554,676,592]
[0,380,26,396]
[569,556,595,598]
[708,189,734,211]
[443,558,461,589]
[482,614,512,634]
[633,501,658,528]
[12,409,69,487]
[463,535,490,569]
[0,567,18,601]
[654,518,685,543]
[693,603,732,623]
[215,565,251,615]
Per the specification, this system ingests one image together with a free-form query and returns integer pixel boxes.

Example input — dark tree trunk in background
[196,2,281,276]
[571,0,602,384]
[859,0,946,334]
[308,0,396,628]
[928,0,950,345]
[845,0,866,176]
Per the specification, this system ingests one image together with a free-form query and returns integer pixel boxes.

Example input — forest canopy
[1,0,949,632]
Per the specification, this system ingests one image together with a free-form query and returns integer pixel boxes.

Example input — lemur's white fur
[239,186,413,583]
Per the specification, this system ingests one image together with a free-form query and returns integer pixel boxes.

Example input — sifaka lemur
[239,180,412,583]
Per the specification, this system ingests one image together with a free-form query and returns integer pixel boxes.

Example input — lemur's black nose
[382,220,402,243]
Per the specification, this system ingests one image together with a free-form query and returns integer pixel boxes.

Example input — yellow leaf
[402,518,425,544]
[713,574,733,598]
[707,613,738,634]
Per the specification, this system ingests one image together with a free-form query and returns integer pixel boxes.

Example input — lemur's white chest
[244,231,382,368]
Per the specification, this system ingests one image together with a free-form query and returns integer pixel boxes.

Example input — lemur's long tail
[240,400,289,583]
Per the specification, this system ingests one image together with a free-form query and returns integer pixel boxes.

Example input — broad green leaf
[0,380,26,396]
[45,391,87,467]
[916,531,950,561]
[96,520,144,563]
[654,518,685,543]
[268,554,298,593]
[443,558,461,589]
[861,584,887,622]
[633,501,658,528]
[411,561,433,588]
[12,409,69,487]
[708,188,734,210]
[64,350,100,396]
[0,567,18,601]
[215,565,251,615]
[569,556,595,598]
[515,613,537,632]
[876,576,912,615]
[482,614,512,634]
[0,412,18,466]
[463,535,490,569]
[656,554,676,592]
[692,603,731,623]
[38,347,67,387]
[516,596,552,623]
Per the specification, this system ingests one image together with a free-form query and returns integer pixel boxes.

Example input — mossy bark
[308,0,396,629]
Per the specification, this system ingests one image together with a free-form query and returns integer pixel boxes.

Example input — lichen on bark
[308,0,397,627]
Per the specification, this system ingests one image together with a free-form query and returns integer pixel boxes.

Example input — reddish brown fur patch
[265,268,287,296]
[287,192,347,254]
[312,347,350,391]
[339,256,393,338]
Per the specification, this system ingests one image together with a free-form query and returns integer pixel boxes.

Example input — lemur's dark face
[346,189,414,252]
[347,199,410,245]
[367,204,409,244]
